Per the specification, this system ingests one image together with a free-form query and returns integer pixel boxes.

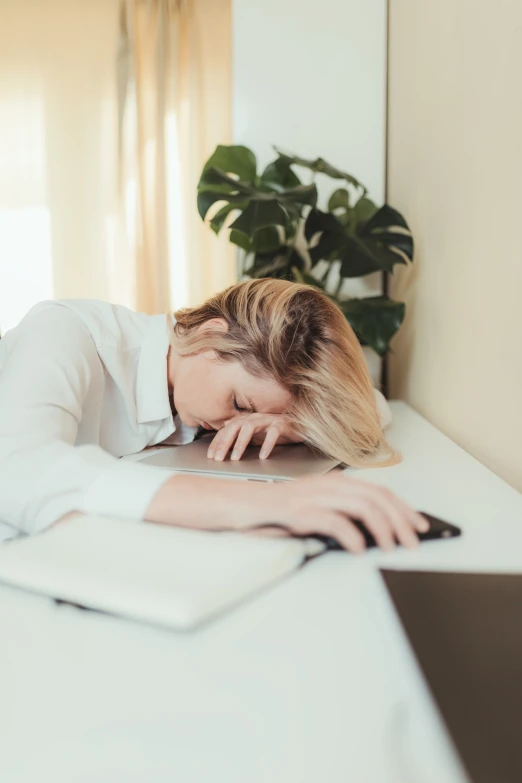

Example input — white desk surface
[1,402,521,783]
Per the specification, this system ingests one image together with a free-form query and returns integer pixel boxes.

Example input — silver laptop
[138,433,341,482]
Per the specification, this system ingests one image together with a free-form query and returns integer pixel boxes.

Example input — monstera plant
[197,145,414,356]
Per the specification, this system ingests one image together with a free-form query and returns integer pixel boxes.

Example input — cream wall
[387,0,522,491]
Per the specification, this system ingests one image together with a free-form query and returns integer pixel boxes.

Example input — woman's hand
[258,473,429,553]
[207,413,301,461]
[147,470,429,553]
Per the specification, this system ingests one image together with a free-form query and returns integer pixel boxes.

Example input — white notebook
[0,516,325,630]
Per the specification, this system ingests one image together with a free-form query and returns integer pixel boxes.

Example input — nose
[211,414,240,430]
[216,419,233,430]
[206,420,224,431]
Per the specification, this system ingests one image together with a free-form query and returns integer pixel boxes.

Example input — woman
[0,278,428,549]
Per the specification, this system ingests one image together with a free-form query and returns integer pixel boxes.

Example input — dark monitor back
[381,569,522,783]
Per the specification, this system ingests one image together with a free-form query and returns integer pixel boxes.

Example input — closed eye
[233,396,248,413]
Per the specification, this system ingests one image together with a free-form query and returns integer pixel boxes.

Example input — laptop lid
[138,434,341,481]
[381,569,522,783]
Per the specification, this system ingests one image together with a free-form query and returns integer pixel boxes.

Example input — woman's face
[167,320,291,431]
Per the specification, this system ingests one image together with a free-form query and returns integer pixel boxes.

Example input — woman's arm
[145,471,429,553]
[0,305,173,535]
[145,473,271,530]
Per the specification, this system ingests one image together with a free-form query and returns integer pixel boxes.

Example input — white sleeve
[0,306,172,536]
[373,388,392,429]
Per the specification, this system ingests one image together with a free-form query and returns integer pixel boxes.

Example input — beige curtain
[118,0,235,315]
[0,0,121,334]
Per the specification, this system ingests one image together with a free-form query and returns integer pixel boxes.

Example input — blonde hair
[171,278,400,468]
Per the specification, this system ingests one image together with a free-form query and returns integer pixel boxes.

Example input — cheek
[198,389,236,427]
[173,360,203,407]
[174,361,229,417]
[202,392,232,421]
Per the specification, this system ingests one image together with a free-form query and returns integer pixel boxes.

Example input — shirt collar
[135,314,173,424]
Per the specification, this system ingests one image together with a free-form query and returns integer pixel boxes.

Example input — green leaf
[201,145,257,183]
[209,201,246,233]
[200,168,315,208]
[308,232,345,265]
[278,183,318,208]
[339,296,406,355]
[306,210,377,273]
[286,249,307,272]
[229,229,252,252]
[355,239,409,272]
[363,231,414,258]
[197,188,244,221]
[335,210,354,229]
[339,236,391,277]
[260,158,301,190]
[358,203,414,263]
[252,226,281,253]
[246,251,290,279]
[280,201,302,221]
[360,203,410,233]
[328,188,350,212]
[274,148,365,191]
[229,200,288,239]
[243,248,306,281]
[353,196,378,226]
[198,154,316,250]
[197,182,238,195]
[304,208,345,241]
[198,168,254,195]
[305,208,412,276]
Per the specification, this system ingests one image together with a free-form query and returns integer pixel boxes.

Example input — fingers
[318,478,424,551]
[207,413,299,461]
[230,422,256,461]
[335,489,411,551]
[350,481,428,548]
[279,475,427,553]
[298,511,367,554]
[339,495,397,551]
[207,421,242,461]
[207,417,286,461]
[363,482,428,533]
[259,424,282,459]
[207,420,256,461]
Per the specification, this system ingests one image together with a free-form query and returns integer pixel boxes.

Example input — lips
[201,421,213,430]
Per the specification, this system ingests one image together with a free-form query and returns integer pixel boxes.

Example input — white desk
[1,402,521,783]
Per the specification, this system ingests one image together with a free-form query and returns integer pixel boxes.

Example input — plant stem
[320,263,331,285]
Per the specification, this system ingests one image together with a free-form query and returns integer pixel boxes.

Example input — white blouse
[0,299,392,541]
[0,300,198,540]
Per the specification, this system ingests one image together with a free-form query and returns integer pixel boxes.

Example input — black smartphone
[313,512,462,551]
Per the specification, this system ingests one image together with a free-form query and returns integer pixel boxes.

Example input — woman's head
[169,278,399,468]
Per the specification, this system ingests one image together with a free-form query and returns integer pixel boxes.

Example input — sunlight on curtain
[0,209,54,336]
[0,0,122,334]
[118,0,234,315]
[171,0,235,310]
[0,77,53,334]
[165,109,190,311]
